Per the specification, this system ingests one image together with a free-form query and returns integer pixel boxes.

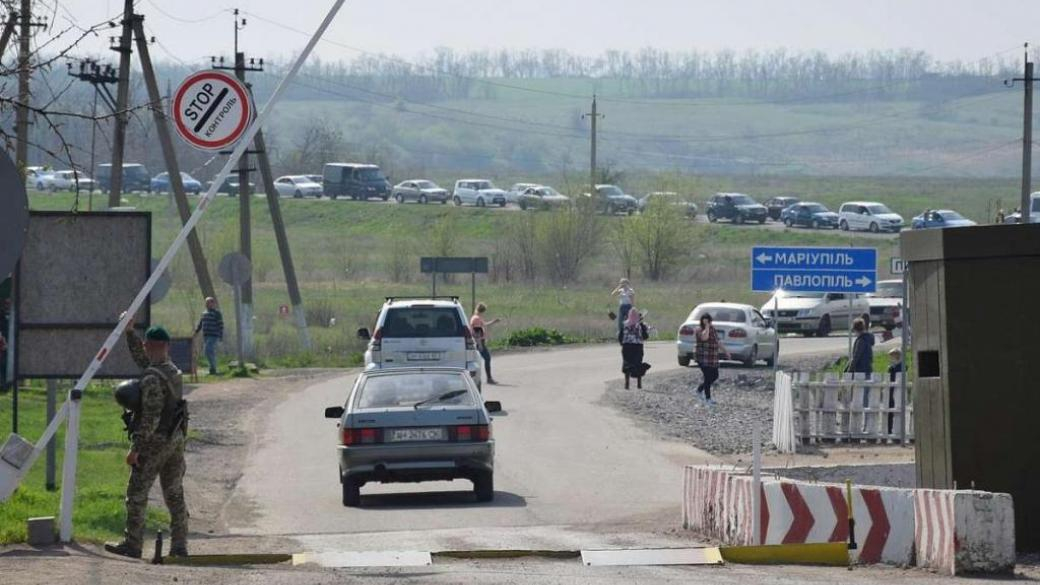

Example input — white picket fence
[773,371,913,453]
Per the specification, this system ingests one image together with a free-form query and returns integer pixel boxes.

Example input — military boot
[104,541,142,559]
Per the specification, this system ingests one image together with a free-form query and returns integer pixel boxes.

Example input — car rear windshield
[729,195,757,205]
[598,186,623,196]
[381,307,466,338]
[870,282,904,297]
[415,180,436,189]
[357,373,476,409]
[938,211,964,221]
[692,307,746,323]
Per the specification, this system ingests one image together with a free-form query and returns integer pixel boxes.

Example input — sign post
[219,252,252,370]
[751,246,878,364]
[420,257,489,310]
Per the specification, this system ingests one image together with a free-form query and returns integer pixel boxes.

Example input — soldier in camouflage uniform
[104,318,188,559]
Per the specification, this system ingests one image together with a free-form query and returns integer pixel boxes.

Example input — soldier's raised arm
[121,312,149,369]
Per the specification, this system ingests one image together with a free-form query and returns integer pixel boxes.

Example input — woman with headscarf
[620,307,650,389]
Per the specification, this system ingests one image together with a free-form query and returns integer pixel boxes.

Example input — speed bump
[719,542,849,566]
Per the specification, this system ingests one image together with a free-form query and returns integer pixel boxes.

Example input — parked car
[911,209,976,230]
[97,163,151,193]
[506,182,539,204]
[274,175,323,198]
[1002,192,1040,223]
[208,175,255,196]
[593,184,638,214]
[453,179,507,207]
[676,302,777,367]
[323,162,391,200]
[764,196,800,221]
[865,279,904,331]
[305,174,324,186]
[639,191,698,218]
[323,367,499,506]
[25,166,53,190]
[705,193,768,224]
[42,170,96,193]
[357,297,484,389]
[761,290,870,337]
[150,172,203,194]
[517,185,570,210]
[838,201,904,233]
[780,202,840,229]
[392,180,449,204]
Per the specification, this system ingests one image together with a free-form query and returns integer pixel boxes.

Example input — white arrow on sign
[856,276,873,287]
[756,252,773,264]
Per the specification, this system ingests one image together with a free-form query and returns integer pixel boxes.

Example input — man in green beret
[105,314,189,559]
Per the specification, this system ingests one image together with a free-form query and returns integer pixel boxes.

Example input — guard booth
[902,223,1040,551]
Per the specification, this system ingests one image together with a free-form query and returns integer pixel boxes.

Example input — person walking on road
[611,278,635,333]
[619,308,650,389]
[105,315,189,559]
[195,297,224,375]
[695,314,729,406]
[470,303,501,385]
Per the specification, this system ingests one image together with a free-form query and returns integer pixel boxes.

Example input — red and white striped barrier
[682,466,1013,572]
[915,489,1015,575]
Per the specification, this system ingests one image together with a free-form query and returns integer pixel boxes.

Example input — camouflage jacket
[126,330,184,451]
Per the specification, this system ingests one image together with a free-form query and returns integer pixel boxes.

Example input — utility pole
[108,0,134,207]
[1009,43,1038,223]
[213,9,311,351]
[67,59,117,210]
[581,94,604,197]
[14,2,47,173]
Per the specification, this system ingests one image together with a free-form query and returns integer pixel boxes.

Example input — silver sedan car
[676,302,778,367]
[324,368,500,507]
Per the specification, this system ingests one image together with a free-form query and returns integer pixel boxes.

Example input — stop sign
[171,70,253,151]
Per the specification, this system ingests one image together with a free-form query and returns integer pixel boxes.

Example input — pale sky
[45,0,1040,67]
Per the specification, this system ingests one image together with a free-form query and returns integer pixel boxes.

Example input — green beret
[145,325,171,342]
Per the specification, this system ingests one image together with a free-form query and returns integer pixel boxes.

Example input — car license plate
[388,427,446,442]
[407,352,441,361]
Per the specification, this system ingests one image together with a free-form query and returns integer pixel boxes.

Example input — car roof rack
[385,296,460,302]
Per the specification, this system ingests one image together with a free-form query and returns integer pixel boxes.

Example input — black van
[97,163,151,193]
[322,163,390,200]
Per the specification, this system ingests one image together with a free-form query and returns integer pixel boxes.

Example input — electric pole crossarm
[132,17,217,300]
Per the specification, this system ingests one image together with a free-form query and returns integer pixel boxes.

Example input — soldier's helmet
[114,379,142,411]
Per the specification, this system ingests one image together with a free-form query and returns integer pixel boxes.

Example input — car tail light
[464,327,476,350]
[679,325,695,336]
[454,424,491,442]
[342,427,382,445]
[728,329,748,338]
[371,327,383,351]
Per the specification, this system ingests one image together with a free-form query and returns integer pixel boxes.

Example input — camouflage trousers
[124,437,187,551]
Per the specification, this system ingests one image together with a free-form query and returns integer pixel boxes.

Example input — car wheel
[519,200,527,211]
[735,214,745,225]
[678,355,691,367]
[812,219,821,229]
[419,194,428,204]
[707,211,717,223]
[784,217,793,227]
[330,193,338,200]
[395,193,404,204]
[454,196,462,206]
[758,217,766,224]
[498,200,506,207]
[765,349,776,368]
[294,189,302,199]
[744,345,758,368]
[870,222,880,233]
[341,478,361,507]
[476,198,486,208]
[817,315,832,337]
[473,471,494,503]
[839,220,849,231]
[440,199,447,204]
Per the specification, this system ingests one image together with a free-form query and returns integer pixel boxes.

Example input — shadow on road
[357,490,527,510]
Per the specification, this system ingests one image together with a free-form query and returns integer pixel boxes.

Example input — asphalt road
[227,336,847,552]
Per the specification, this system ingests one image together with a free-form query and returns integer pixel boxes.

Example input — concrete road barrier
[682,465,1014,573]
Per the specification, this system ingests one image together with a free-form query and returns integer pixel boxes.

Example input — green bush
[503,327,573,347]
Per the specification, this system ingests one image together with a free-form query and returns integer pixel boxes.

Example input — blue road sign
[751,246,877,293]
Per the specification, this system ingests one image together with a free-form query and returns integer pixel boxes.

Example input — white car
[506,182,539,204]
[25,166,53,190]
[357,297,484,389]
[762,291,870,337]
[838,201,904,233]
[677,302,777,367]
[274,175,323,198]
[865,279,904,331]
[453,179,507,207]
[45,170,96,192]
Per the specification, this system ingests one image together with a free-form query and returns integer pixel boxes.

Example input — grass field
[21,176,932,367]
[0,381,169,544]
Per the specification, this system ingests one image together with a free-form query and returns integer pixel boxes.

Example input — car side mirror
[357,327,371,341]
[484,401,502,413]
[324,406,345,419]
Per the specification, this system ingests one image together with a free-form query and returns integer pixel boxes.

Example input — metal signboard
[171,70,253,151]
[420,257,489,274]
[890,257,906,275]
[751,246,877,293]
[16,212,151,378]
